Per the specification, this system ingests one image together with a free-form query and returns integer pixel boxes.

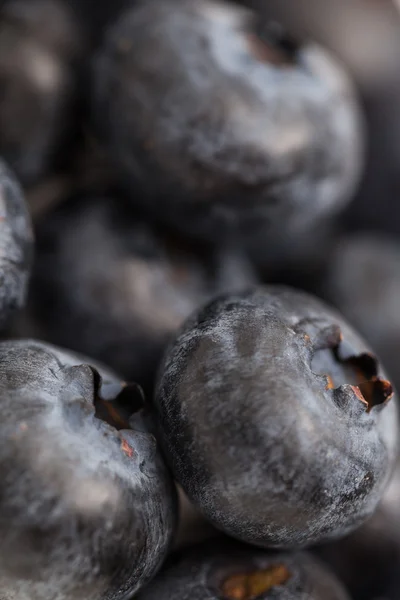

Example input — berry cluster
[0,0,399,599]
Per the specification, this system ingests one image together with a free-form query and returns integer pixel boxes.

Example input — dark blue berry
[92,0,363,243]
[0,339,177,600]
[154,286,398,548]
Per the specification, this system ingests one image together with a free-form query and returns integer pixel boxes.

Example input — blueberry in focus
[27,195,256,392]
[0,159,33,329]
[320,234,400,392]
[0,0,82,185]
[136,539,351,600]
[92,0,364,242]
[154,286,398,548]
[0,339,177,600]
[315,456,400,600]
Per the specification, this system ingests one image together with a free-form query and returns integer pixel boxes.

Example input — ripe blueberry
[92,0,364,243]
[154,286,398,548]
[0,339,177,600]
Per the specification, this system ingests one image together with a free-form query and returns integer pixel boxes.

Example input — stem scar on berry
[92,368,145,431]
[221,565,291,600]
[121,438,134,458]
[309,324,393,413]
[90,368,146,460]
[248,20,301,67]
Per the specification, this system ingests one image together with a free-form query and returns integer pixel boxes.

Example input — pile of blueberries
[1,0,400,598]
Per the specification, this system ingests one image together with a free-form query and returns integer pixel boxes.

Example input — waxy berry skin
[136,539,351,600]
[92,0,363,242]
[154,286,398,549]
[0,339,177,600]
[0,159,33,328]
[315,457,400,600]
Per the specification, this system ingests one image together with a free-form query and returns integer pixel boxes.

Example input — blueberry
[154,286,398,548]
[0,339,177,600]
[0,159,33,328]
[321,234,400,392]
[136,539,351,600]
[256,0,400,240]
[0,0,82,185]
[26,195,256,392]
[315,457,400,600]
[92,0,363,242]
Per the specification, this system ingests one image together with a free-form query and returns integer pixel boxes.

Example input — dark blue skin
[0,159,33,328]
[0,0,82,185]
[315,456,400,600]
[27,195,255,393]
[136,539,351,600]
[154,286,399,548]
[0,339,177,600]
[92,0,363,244]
